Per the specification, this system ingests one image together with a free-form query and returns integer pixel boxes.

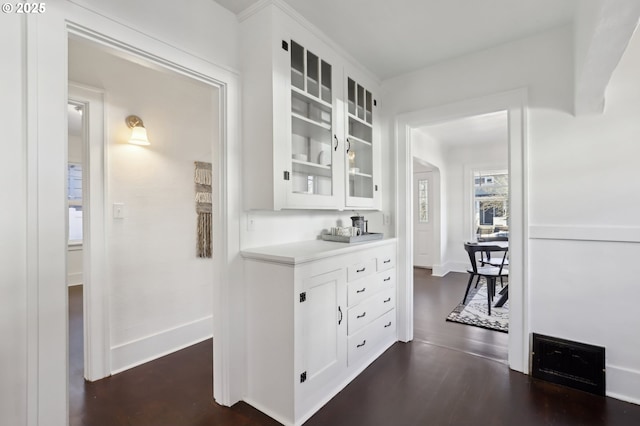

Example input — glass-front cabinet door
[287,40,340,208]
[345,77,375,207]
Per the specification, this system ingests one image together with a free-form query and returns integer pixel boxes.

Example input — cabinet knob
[383,259,391,264]
[383,297,391,303]
[356,288,366,293]
[338,306,343,325]
[334,135,339,151]
[356,267,366,273]
[357,312,366,319]
[383,277,391,282]
[346,138,351,153]
[384,322,392,328]
[357,340,366,348]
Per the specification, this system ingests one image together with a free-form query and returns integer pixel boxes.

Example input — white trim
[530,225,640,243]
[395,88,529,373]
[606,364,640,405]
[110,316,213,375]
[68,82,111,382]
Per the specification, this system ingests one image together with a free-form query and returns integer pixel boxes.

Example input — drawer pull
[356,267,366,273]
[383,259,391,264]
[357,312,366,319]
[384,322,392,328]
[357,340,366,348]
[356,287,366,293]
[338,306,343,325]
[383,297,391,303]
[383,277,391,282]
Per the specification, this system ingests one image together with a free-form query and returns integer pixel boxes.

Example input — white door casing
[395,88,529,374]
[68,83,110,382]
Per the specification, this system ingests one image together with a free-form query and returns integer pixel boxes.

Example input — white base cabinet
[242,239,397,426]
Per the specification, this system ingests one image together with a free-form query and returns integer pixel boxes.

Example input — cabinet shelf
[347,135,372,147]
[292,113,331,141]
[292,86,332,111]
[349,170,373,179]
[293,159,332,177]
[348,112,372,128]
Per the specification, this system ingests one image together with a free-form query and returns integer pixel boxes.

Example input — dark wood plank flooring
[413,268,508,363]
[69,272,640,425]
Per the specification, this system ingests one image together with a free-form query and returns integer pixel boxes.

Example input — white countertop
[241,238,396,265]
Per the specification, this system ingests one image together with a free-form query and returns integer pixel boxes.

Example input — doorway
[66,36,220,418]
[396,90,528,373]
[411,111,510,361]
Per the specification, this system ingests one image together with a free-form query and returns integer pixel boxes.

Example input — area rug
[446,279,508,333]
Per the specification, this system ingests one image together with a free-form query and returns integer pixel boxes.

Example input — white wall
[528,24,640,405]
[0,1,240,424]
[69,39,216,372]
[383,24,640,403]
[68,0,239,71]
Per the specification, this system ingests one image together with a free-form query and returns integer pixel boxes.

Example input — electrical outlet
[382,212,390,225]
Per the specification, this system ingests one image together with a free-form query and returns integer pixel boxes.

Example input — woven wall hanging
[194,161,212,258]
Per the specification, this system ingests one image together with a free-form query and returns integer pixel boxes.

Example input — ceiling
[418,110,508,148]
[216,0,577,80]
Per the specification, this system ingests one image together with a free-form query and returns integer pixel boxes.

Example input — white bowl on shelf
[293,154,308,162]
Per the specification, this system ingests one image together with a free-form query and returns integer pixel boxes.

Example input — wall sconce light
[126,115,151,146]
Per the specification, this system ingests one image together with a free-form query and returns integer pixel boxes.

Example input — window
[68,163,83,243]
[418,178,428,223]
[474,170,508,239]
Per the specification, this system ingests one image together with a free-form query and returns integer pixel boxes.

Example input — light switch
[113,203,125,219]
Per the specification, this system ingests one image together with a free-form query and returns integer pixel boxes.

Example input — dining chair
[463,242,509,315]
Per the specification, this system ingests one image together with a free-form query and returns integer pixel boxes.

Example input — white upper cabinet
[241,5,381,211]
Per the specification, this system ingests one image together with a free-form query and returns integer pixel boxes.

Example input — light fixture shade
[129,125,150,146]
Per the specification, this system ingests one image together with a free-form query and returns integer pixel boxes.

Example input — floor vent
[531,333,605,396]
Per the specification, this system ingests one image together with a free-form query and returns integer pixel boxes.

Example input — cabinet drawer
[347,277,378,307]
[347,309,396,366]
[377,269,395,290]
[376,250,395,272]
[347,287,395,335]
[347,258,376,282]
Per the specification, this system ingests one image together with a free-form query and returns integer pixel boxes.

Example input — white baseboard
[606,364,640,405]
[67,272,83,286]
[431,264,448,277]
[110,316,213,375]
[446,261,467,274]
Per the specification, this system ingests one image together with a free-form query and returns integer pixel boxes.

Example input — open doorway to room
[67,36,219,424]
[410,110,510,363]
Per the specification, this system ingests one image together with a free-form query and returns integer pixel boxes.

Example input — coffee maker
[350,213,368,235]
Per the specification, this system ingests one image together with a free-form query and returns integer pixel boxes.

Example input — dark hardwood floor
[69,272,640,425]
[413,267,508,363]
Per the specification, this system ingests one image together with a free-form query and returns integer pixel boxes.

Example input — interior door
[413,171,433,267]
